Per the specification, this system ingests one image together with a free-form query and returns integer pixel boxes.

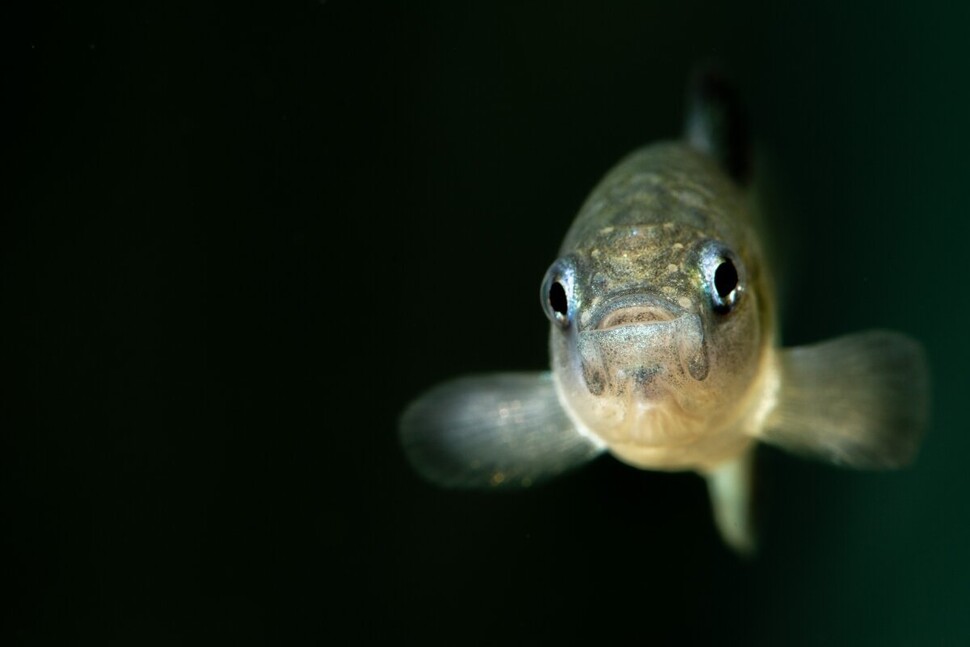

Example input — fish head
[540,218,770,456]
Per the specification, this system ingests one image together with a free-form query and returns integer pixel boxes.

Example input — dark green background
[6,1,968,644]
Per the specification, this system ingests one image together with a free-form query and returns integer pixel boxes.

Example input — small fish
[399,69,930,554]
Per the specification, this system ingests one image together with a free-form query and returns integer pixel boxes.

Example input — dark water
[6,1,969,644]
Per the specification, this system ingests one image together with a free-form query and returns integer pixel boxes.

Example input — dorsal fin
[684,64,752,186]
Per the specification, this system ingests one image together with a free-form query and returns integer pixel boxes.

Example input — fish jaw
[551,295,712,451]
[575,310,708,403]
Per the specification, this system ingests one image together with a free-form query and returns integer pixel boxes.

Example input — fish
[398,69,930,555]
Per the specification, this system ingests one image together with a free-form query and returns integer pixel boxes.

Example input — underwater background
[6,1,969,643]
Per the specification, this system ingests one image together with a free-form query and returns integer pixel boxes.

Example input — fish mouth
[588,293,687,331]
[597,305,678,330]
[576,292,709,388]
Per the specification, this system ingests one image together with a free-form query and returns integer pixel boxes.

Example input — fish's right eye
[549,282,568,320]
[541,260,576,329]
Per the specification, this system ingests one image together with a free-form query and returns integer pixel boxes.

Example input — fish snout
[576,308,707,397]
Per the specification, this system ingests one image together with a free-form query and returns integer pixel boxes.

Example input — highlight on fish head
[539,144,774,468]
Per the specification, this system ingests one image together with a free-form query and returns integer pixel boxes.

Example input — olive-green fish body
[399,72,929,554]
[548,143,773,475]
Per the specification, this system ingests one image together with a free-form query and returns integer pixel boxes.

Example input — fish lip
[586,292,689,331]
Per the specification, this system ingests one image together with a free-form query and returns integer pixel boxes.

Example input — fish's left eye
[714,259,739,299]
[702,246,744,314]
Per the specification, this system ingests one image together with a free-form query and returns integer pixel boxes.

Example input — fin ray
[684,64,751,185]
[399,372,605,489]
[761,330,930,469]
[705,448,759,556]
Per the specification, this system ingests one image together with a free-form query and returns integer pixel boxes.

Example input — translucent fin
[399,372,605,489]
[704,448,758,556]
[762,330,930,469]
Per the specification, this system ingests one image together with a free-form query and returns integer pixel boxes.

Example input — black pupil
[714,260,738,298]
[549,281,568,318]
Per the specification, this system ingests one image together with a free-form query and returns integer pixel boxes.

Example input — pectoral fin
[399,372,605,489]
[760,330,930,469]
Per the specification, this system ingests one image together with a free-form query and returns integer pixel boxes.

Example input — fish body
[399,72,929,554]
[545,142,773,475]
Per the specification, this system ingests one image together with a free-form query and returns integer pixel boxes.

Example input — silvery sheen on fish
[399,71,930,554]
